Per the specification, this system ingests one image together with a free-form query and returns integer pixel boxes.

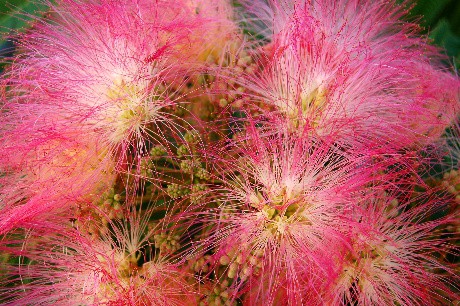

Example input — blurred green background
[0,0,49,65]
[0,0,459,68]
[408,0,460,68]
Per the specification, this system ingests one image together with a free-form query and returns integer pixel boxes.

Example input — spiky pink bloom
[3,0,194,149]
[0,137,116,235]
[326,192,459,305]
[0,212,197,306]
[184,126,382,304]
[0,0,207,233]
[239,0,459,149]
[170,0,244,67]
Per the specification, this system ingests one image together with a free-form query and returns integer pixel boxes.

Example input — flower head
[328,193,459,305]
[184,127,378,304]
[0,0,202,233]
[240,0,459,148]
[0,209,197,306]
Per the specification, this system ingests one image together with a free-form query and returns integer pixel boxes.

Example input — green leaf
[0,1,50,71]
[429,19,460,67]
[0,0,49,37]
[410,0,452,27]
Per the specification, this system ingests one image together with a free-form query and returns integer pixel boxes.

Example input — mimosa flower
[0,213,197,305]
[185,127,376,304]
[0,0,458,305]
[239,0,459,148]
[0,137,115,235]
[0,0,200,233]
[327,195,459,305]
[177,0,244,67]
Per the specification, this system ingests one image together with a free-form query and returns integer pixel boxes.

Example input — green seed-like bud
[180,160,194,173]
[177,145,189,157]
[195,168,210,180]
[190,184,206,204]
[192,183,206,192]
[219,255,230,265]
[150,145,167,157]
[184,130,200,143]
[236,87,245,94]
[219,98,228,108]
[227,268,236,279]
[154,232,180,253]
[166,183,189,198]
[236,254,243,264]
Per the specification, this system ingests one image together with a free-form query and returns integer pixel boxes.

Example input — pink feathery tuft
[326,191,459,305]
[180,126,386,304]
[238,0,459,149]
[0,210,198,305]
[0,0,208,233]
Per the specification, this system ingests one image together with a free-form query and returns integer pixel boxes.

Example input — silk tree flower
[327,193,459,305]
[0,1,458,305]
[183,127,380,304]
[428,122,460,239]
[238,0,459,149]
[5,0,197,150]
[162,0,251,116]
[176,0,244,67]
[0,137,116,235]
[0,210,197,306]
[0,0,202,233]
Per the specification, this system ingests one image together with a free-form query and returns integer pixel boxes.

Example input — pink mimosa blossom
[239,0,459,149]
[184,127,379,304]
[173,0,244,67]
[0,0,201,233]
[327,193,459,305]
[0,0,458,305]
[0,213,197,305]
[0,137,116,235]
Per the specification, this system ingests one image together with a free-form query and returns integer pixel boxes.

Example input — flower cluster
[0,0,459,305]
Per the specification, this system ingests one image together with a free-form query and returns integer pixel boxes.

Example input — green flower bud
[180,160,194,173]
[195,167,210,180]
[219,98,228,108]
[184,130,200,143]
[177,145,189,157]
[166,183,189,198]
[150,145,167,157]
